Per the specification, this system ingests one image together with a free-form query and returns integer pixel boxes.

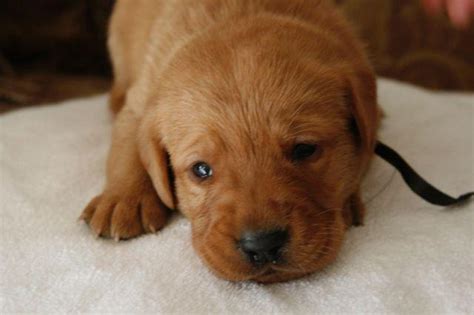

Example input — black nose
[239,229,288,266]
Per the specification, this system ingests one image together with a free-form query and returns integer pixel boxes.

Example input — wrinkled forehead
[163,78,350,151]
[165,105,350,175]
[157,48,353,156]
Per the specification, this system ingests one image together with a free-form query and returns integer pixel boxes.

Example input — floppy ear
[346,68,380,155]
[137,113,176,210]
[344,68,379,226]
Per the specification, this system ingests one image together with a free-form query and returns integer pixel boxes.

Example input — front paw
[80,190,168,240]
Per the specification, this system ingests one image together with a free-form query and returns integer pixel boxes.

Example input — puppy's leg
[81,105,168,240]
[343,191,365,228]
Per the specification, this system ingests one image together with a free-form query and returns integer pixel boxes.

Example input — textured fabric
[0,79,473,313]
[337,0,474,90]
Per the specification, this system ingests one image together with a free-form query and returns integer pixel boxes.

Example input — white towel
[1,79,473,314]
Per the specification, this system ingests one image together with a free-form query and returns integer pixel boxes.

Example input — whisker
[309,207,341,219]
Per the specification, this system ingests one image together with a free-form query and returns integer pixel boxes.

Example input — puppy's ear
[137,113,175,210]
[346,68,379,154]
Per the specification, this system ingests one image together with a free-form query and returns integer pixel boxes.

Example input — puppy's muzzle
[238,229,288,266]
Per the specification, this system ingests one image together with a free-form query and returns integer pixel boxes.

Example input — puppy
[81,0,379,283]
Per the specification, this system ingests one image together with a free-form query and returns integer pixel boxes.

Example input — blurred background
[0,0,473,111]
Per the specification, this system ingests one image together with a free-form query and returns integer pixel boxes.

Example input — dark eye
[291,143,319,161]
[192,162,213,179]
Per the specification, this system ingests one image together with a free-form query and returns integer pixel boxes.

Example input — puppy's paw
[80,191,168,240]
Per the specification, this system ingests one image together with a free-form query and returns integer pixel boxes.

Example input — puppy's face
[138,29,378,283]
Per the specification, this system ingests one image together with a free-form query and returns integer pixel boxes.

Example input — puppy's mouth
[249,264,311,283]
[196,235,336,283]
[192,204,345,283]
[254,266,277,278]
[245,239,332,283]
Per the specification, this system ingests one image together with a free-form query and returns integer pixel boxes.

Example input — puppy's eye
[192,162,213,179]
[291,143,320,161]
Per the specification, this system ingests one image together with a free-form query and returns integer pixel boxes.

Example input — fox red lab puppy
[81,0,379,283]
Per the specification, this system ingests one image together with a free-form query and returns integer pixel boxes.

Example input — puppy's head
[138,18,378,282]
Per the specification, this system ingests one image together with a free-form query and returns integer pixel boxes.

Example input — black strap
[375,141,473,206]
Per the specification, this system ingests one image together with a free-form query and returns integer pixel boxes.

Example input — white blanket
[1,79,473,314]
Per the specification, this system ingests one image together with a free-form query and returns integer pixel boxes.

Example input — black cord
[375,141,473,206]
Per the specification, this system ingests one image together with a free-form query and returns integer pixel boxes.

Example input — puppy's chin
[191,213,346,283]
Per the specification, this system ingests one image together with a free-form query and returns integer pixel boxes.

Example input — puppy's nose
[239,229,288,266]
